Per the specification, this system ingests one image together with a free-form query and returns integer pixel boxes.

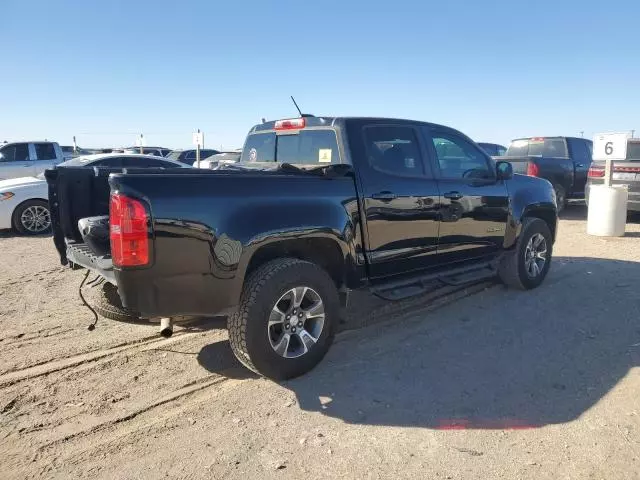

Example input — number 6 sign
[593,132,631,161]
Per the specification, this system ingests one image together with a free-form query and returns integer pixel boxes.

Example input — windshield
[506,138,568,157]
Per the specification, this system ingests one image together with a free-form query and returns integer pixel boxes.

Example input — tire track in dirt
[0,327,78,348]
[36,374,241,454]
[0,330,207,386]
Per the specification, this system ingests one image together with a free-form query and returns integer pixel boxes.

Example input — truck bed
[46,165,362,317]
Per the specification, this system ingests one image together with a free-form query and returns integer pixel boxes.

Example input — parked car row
[0,153,186,235]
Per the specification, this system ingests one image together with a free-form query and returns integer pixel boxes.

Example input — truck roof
[511,136,591,142]
[249,116,452,134]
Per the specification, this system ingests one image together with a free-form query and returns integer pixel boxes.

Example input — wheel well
[524,210,557,241]
[246,239,344,288]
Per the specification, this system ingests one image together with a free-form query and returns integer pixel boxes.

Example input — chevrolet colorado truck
[46,116,557,380]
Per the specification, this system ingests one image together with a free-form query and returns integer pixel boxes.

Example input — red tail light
[588,166,605,178]
[110,193,150,267]
[274,118,305,130]
[526,161,539,177]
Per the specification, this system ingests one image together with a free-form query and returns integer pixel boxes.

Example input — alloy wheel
[267,286,325,359]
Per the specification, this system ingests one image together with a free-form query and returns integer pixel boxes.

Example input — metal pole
[73,135,77,153]
[196,129,201,168]
[140,134,144,154]
[604,159,613,188]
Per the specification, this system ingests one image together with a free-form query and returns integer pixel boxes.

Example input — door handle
[576,163,585,168]
[371,191,398,202]
[443,191,463,200]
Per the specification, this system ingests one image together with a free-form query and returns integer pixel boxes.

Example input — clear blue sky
[1,0,639,149]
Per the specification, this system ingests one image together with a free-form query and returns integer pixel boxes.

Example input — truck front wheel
[228,258,339,380]
[498,217,553,290]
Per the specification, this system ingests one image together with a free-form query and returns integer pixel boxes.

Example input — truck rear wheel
[498,217,553,290]
[228,258,339,380]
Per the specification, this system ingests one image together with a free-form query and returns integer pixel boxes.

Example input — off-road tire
[91,282,141,322]
[498,217,553,290]
[228,258,339,380]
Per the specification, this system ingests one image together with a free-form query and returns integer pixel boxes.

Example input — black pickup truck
[501,136,592,211]
[46,116,557,380]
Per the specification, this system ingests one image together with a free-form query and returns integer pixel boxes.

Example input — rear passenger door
[353,123,441,279]
[33,142,61,175]
[425,128,509,264]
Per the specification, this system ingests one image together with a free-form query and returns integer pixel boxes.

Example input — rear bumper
[586,182,640,212]
[67,241,237,318]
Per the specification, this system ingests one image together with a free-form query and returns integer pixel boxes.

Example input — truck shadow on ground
[199,256,640,428]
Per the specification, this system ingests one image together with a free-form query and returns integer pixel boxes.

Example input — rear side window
[242,129,340,165]
[35,143,57,160]
[363,126,426,177]
[0,143,30,162]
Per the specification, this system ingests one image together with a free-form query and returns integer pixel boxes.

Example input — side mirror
[496,161,513,180]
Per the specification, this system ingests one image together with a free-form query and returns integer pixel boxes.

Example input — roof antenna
[291,96,303,117]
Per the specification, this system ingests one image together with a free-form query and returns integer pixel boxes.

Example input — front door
[425,128,509,264]
[356,123,441,279]
[0,143,34,180]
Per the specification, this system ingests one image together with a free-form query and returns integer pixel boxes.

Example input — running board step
[370,262,497,301]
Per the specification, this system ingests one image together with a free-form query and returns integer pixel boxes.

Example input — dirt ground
[1,204,639,480]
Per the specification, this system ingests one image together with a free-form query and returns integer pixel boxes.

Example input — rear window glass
[506,138,568,157]
[241,129,340,165]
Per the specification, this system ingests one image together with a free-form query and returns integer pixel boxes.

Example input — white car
[0,175,50,235]
[0,141,65,180]
[0,153,187,235]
